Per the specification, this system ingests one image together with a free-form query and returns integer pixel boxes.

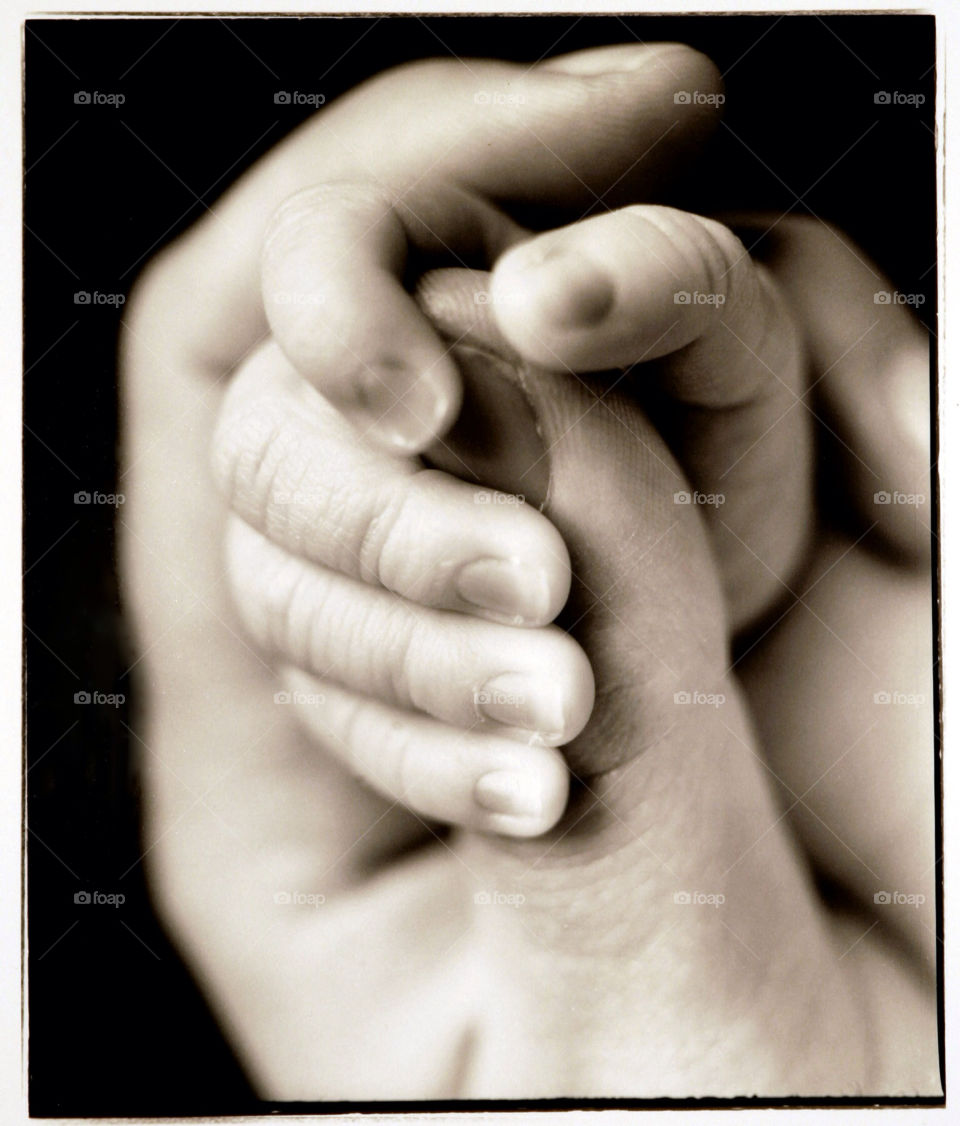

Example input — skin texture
[120,46,938,1096]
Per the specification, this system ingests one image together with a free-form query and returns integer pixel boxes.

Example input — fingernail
[456,557,551,624]
[475,672,565,738]
[520,250,615,329]
[474,770,543,819]
[358,362,452,453]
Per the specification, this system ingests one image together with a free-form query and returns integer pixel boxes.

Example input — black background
[24,14,936,1117]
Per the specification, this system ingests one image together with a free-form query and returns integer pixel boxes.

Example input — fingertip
[541,42,722,100]
[489,205,746,375]
[351,349,464,456]
[261,179,468,457]
[489,241,617,369]
[451,520,571,628]
[408,470,571,627]
[662,42,725,106]
[474,745,570,837]
[539,519,574,623]
[563,640,597,744]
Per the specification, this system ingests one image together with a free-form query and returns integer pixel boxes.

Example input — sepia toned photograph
[22,9,941,1116]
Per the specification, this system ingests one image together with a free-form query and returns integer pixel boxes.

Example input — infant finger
[261,180,523,453]
[277,666,570,837]
[488,203,781,402]
[213,341,571,626]
[225,515,595,745]
[487,206,810,631]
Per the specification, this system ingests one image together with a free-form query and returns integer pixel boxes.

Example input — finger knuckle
[229,530,318,663]
[212,386,293,523]
[357,484,423,593]
[385,601,426,708]
[305,582,420,711]
[626,205,748,306]
[264,180,394,261]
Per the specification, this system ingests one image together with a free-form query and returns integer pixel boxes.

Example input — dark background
[24,15,937,1117]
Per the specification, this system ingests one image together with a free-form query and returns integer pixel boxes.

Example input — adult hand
[122,43,732,1096]
[122,44,936,1096]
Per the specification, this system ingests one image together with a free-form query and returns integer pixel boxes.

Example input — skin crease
[119,48,938,1098]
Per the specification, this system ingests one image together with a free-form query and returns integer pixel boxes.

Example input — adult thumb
[416,271,839,1101]
[420,267,731,782]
